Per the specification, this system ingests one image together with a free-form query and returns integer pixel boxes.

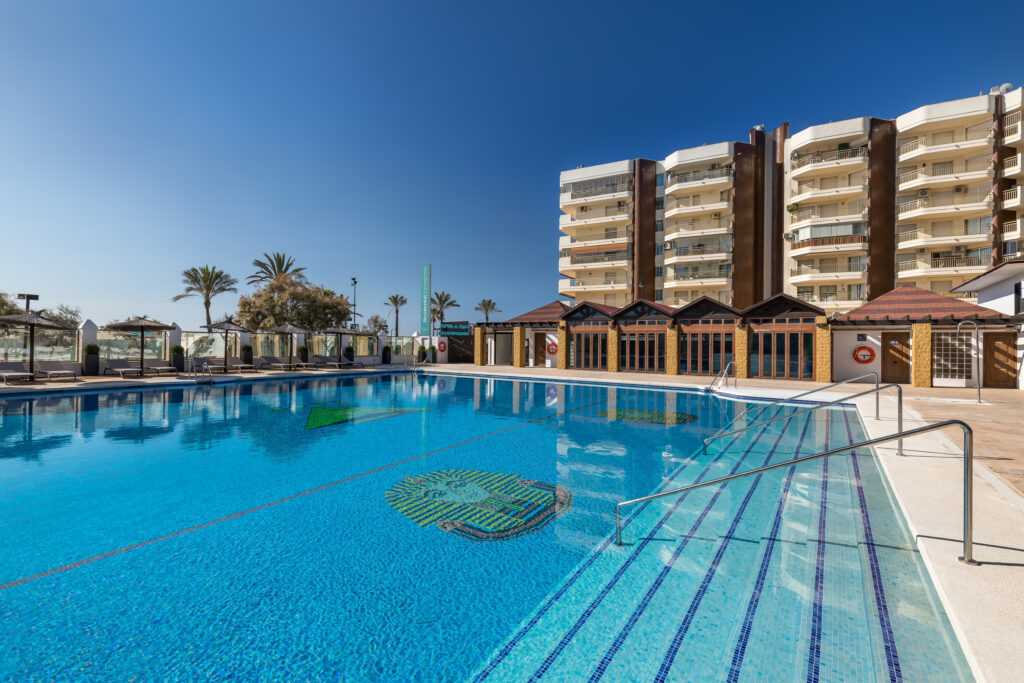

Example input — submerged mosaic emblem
[385,470,572,541]
[304,405,427,430]
[598,409,697,425]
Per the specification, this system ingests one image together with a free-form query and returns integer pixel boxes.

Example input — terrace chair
[225,356,256,372]
[0,361,33,385]
[34,360,77,381]
[255,356,295,371]
[103,358,144,378]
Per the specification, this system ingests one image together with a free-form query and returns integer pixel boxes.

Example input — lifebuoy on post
[438,341,447,353]
[853,345,875,364]
[546,342,558,355]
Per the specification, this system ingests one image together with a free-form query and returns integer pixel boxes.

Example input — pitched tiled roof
[833,285,1009,324]
[613,298,677,318]
[506,301,570,324]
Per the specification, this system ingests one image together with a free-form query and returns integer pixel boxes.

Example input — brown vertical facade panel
[769,123,789,297]
[750,128,766,298]
[632,158,658,303]
[993,99,1009,266]
[732,141,763,309]
[867,118,897,300]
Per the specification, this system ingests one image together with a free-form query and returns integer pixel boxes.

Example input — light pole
[350,277,358,330]
[16,293,38,312]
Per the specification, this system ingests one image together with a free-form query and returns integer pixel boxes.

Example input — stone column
[512,326,526,368]
[665,325,679,375]
[734,325,750,379]
[607,327,620,372]
[814,316,832,383]
[473,326,485,366]
[911,323,932,388]
[557,323,568,370]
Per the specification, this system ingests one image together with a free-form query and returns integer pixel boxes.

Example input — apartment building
[558,129,783,311]
[559,85,1023,313]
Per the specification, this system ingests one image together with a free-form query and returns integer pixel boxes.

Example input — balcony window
[849,283,866,301]
[819,286,838,301]
[847,255,866,272]
[1004,240,1019,256]
[797,286,813,300]
[967,247,991,262]
[932,161,954,177]
[965,217,990,234]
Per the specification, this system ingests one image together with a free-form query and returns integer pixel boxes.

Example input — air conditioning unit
[711,212,721,219]
[783,232,797,242]
[710,163,719,170]
[917,248,928,255]
[917,189,931,198]
[953,245,965,253]
[953,186,967,194]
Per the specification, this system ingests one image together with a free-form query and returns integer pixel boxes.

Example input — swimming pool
[0,373,971,681]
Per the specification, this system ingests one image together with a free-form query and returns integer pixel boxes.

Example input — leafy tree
[237,275,353,331]
[247,252,307,286]
[474,299,501,324]
[386,294,407,336]
[430,291,460,330]
[0,292,21,316]
[365,314,388,334]
[171,265,239,327]
[42,304,82,329]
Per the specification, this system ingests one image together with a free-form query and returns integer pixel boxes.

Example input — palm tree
[247,252,306,286]
[430,291,460,333]
[171,266,238,327]
[386,294,407,336]
[474,299,501,325]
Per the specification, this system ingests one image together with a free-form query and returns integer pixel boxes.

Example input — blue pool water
[0,373,971,681]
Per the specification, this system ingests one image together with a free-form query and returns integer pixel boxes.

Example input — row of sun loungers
[0,355,374,386]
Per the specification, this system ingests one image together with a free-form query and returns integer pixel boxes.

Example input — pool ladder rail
[705,362,737,391]
[186,355,214,385]
[613,419,979,566]
[725,371,880,432]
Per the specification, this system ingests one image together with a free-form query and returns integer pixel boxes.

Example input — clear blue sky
[0,1,1018,333]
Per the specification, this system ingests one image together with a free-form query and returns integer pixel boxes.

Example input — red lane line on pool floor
[0,393,624,592]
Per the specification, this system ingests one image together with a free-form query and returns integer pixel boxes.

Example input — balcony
[896,189,991,220]
[789,263,867,284]
[897,128,993,163]
[558,228,631,250]
[789,200,867,229]
[1004,112,1022,145]
[790,176,867,204]
[663,266,732,289]
[1003,186,1021,210]
[1000,219,1021,241]
[789,234,867,257]
[1003,153,1022,178]
[795,291,866,311]
[896,257,989,279]
[560,205,631,228]
[558,250,631,273]
[665,167,732,193]
[896,225,992,250]
[664,217,732,239]
[559,276,629,294]
[896,156,993,192]
[790,146,867,178]
[664,243,731,264]
[663,195,731,219]
[559,182,631,208]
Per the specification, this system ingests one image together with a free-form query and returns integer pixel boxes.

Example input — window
[819,285,837,301]
[965,217,989,234]
[719,189,730,202]
[847,255,866,272]
[655,197,664,210]
[656,220,664,233]
[933,332,972,380]
[848,283,866,301]
[797,286,814,301]
[932,161,954,176]
[656,174,664,186]
[1004,240,1020,257]
[1015,281,1022,315]
[655,290,663,301]
[655,244,664,255]
[655,266,664,277]
[604,227,619,239]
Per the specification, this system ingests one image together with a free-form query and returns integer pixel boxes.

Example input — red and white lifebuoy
[853,346,875,364]
[546,385,558,398]
[438,341,447,353]
[546,342,558,355]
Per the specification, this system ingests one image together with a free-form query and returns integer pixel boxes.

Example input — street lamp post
[351,277,358,330]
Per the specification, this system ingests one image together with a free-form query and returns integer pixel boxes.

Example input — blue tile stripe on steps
[843,410,903,682]
[725,410,815,682]
[650,412,815,683]
[472,403,791,681]
[806,410,831,683]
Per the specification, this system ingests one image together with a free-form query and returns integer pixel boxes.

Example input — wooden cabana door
[983,332,1017,388]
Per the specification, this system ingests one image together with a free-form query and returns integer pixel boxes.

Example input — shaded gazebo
[0,311,71,379]
[103,318,174,373]
[204,318,250,373]
[267,323,311,365]
[323,326,357,362]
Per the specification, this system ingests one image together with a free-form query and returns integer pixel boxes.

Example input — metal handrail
[614,420,977,565]
[703,383,903,457]
[735,372,879,425]
[706,362,736,391]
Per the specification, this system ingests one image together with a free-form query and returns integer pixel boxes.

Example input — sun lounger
[103,358,145,378]
[256,356,295,371]
[225,357,256,372]
[0,362,33,385]
[312,355,364,369]
[34,360,77,381]
[142,360,178,376]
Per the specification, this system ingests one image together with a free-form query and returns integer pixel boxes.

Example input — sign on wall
[438,321,471,336]
[420,264,432,336]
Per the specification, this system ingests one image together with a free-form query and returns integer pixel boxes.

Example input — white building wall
[833,329,882,382]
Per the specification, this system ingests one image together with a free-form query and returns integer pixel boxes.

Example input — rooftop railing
[791,146,867,170]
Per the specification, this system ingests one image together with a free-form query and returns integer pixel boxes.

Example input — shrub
[428,345,437,352]
[170,345,184,355]
[383,344,391,352]
[418,344,426,352]
[297,346,308,354]
[241,344,252,353]
[346,344,354,352]
[786,203,798,212]
[83,344,100,355]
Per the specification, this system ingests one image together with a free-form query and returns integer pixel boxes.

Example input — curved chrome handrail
[734,371,880,426]
[614,419,978,566]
